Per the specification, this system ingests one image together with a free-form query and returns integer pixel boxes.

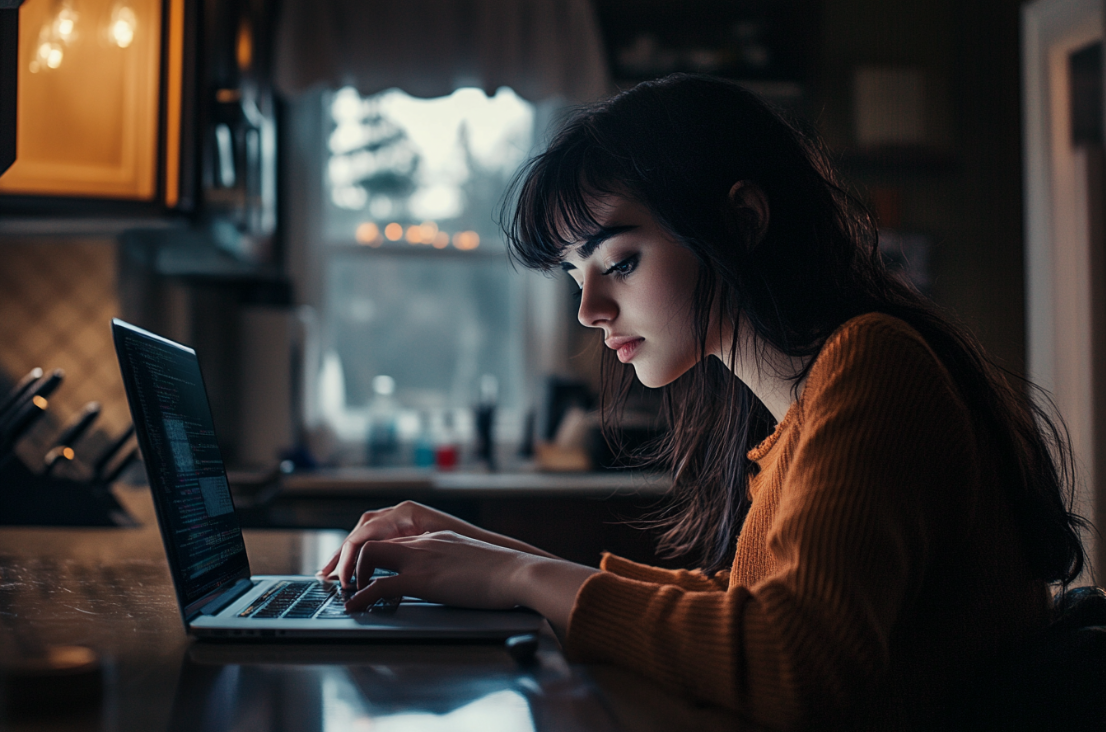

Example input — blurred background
[0,0,1102,575]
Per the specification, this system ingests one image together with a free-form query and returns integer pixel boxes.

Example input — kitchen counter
[279,468,670,497]
[232,469,681,569]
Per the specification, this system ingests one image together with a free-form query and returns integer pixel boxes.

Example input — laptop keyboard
[238,573,398,620]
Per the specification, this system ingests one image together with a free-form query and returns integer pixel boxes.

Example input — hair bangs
[503,118,631,271]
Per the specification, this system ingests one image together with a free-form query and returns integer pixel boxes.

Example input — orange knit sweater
[565,313,1050,730]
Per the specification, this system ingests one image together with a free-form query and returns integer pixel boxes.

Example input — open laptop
[112,318,543,640]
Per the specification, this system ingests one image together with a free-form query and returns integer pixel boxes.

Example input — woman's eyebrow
[564,225,638,265]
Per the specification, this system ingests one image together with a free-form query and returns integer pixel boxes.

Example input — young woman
[318,74,1087,729]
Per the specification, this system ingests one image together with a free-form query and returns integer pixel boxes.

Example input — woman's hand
[345,531,601,639]
[344,531,526,611]
[317,501,557,589]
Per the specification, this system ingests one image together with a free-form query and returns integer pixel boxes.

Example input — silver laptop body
[112,318,543,640]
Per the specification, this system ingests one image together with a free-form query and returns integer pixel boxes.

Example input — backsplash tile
[0,238,131,470]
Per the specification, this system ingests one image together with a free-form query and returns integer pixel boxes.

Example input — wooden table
[0,489,746,732]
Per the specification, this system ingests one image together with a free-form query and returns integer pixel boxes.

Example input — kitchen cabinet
[0,0,185,202]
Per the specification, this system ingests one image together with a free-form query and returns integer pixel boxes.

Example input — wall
[815,0,1027,372]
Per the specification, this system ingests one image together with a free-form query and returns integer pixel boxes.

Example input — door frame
[1022,0,1104,583]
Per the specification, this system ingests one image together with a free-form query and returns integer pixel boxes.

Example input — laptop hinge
[197,579,256,617]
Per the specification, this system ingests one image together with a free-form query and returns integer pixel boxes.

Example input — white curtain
[274,0,609,102]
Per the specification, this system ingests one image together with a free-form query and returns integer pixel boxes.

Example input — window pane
[324,253,525,414]
[325,86,535,250]
[316,86,555,456]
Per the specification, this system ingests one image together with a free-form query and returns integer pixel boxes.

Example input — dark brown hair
[504,73,1087,582]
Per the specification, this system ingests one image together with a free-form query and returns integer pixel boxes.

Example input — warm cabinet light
[28,1,136,72]
[30,3,78,72]
[110,4,136,48]
[33,41,63,71]
[1,0,162,200]
[54,6,77,41]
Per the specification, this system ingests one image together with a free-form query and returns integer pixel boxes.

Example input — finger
[334,522,409,585]
[330,508,422,585]
[354,540,411,590]
[336,539,362,588]
[320,521,371,580]
[345,575,409,612]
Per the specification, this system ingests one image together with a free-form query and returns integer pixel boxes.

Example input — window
[304,86,566,460]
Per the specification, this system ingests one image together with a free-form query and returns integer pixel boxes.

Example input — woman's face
[560,195,716,388]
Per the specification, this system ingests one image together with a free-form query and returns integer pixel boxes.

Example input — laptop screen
[113,320,250,615]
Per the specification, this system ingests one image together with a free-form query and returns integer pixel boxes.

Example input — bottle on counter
[366,375,399,467]
[413,411,435,469]
[434,410,459,471]
[473,374,498,471]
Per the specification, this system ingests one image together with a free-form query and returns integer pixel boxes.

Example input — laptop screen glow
[114,321,250,611]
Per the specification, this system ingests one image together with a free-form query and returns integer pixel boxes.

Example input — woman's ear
[728,181,770,245]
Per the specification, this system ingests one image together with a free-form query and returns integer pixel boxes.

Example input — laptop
[112,318,544,640]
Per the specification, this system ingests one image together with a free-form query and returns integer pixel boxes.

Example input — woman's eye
[603,253,640,278]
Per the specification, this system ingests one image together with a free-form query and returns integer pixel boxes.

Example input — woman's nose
[577,281,617,328]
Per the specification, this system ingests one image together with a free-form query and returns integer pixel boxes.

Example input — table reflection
[170,642,612,732]
[1,508,741,732]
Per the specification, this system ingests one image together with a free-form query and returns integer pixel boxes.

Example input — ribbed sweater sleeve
[599,553,731,591]
[564,315,980,729]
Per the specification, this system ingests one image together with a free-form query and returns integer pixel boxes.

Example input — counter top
[0,488,749,732]
[278,468,671,497]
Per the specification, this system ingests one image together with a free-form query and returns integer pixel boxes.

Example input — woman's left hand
[344,531,601,639]
[345,531,528,612]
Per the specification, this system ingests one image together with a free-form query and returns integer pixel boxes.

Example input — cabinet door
[0,0,162,199]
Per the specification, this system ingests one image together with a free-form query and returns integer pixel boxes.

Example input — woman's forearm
[466,524,561,559]
[511,554,601,639]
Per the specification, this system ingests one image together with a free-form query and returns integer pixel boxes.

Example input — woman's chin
[632,365,681,390]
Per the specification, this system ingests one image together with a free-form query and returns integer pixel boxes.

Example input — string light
[452,231,480,250]
[355,222,381,246]
[354,220,483,251]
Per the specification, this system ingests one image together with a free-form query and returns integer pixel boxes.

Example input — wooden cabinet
[0,0,184,202]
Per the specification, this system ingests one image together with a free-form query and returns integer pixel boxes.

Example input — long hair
[503,73,1087,582]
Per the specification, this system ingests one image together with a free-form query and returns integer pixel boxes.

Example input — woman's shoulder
[814,312,938,371]
[801,312,959,413]
[825,311,929,351]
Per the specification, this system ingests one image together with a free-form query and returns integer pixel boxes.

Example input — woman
[319,74,1086,729]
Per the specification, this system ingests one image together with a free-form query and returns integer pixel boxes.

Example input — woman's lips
[605,336,644,363]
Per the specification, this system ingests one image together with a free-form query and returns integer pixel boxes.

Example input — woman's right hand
[317,501,557,589]
[317,501,474,588]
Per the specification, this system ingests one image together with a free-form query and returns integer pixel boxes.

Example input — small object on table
[505,632,540,666]
[0,645,103,716]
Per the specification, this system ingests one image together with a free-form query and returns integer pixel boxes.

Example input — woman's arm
[340,530,599,638]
